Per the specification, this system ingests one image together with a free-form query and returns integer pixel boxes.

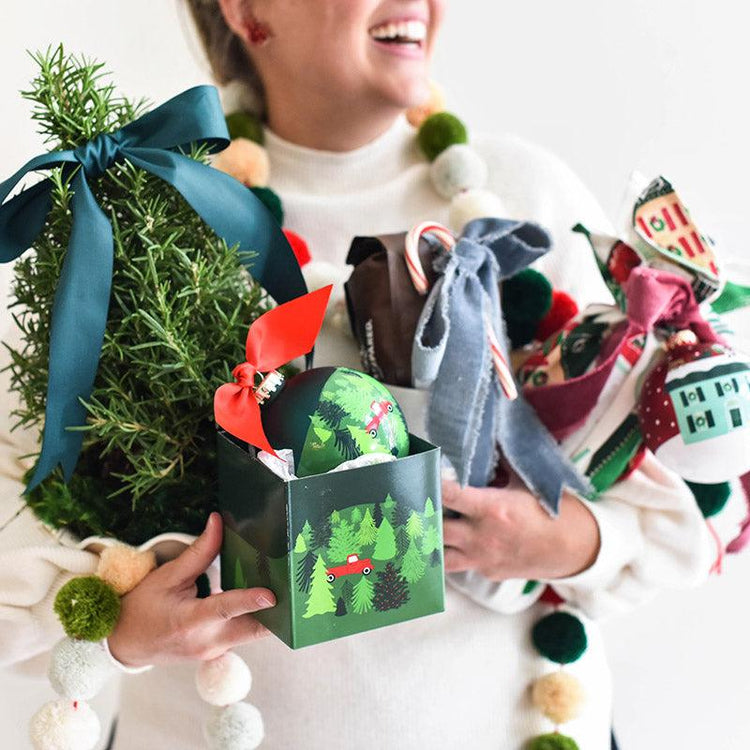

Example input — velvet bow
[0,85,308,490]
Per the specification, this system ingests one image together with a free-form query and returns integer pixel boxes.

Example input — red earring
[247,20,270,45]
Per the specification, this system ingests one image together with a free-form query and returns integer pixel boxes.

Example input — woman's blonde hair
[184,0,265,114]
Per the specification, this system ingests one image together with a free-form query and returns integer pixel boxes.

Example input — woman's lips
[368,19,428,59]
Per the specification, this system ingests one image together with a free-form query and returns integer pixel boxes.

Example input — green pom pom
[532,611,587,664]
[418,112,468,161]
[686,480,731,518]
[225,112,264,144]
[250,186,284,225]
[54,576,121,641]
[527,733,580,750]
[503,269,554,347]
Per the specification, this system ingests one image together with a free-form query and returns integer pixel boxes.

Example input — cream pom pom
[48,638,114,700]
[204,702,265,750]
[406,80,446,128]
[29,700,100,750]
[448,188,506,233]
[196,652,252,707]
[212,138,270,188]
[430,144,488,199]
[301,260,351,334]
[531,671,585,724]
[96,545,156,595]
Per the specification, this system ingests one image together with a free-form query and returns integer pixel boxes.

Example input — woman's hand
[442,470,600,581]
[107,512,275,668]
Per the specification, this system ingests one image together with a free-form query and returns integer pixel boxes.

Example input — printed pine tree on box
[218,431,444,649]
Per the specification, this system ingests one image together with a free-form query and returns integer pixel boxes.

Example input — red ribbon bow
[214,285,333,454]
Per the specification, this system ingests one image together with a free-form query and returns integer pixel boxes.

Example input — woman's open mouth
[368,19,428,55]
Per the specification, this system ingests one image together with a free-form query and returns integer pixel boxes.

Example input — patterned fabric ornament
[214,287,409,476]
[639,331,750,483]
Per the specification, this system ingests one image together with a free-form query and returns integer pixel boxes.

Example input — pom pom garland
[405,80,446,128]
[527,733,581,750]
[448,188,505,233]
[502,269,554,349]
[29,700,100,750]
[224,112,264,144]
[283,229,311,267]
[48,638,114,700]
[212,138,270,188]
[53,577,121,642]
[536,290,579,342]
[532,612,588,665]
[204,702,265,750]
[96,545,156,595]
[430,144,488,199]
[196,652,252,707]
[250,186,284,225]
[686,480,731,518]
[417,112,468,161]
[531,672,585,724]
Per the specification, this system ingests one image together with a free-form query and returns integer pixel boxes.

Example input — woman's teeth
[369,20,427,45]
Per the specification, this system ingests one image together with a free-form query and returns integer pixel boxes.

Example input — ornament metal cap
[254,370,285,405]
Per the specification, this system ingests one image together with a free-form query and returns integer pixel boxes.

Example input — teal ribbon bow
[0,85,306,491]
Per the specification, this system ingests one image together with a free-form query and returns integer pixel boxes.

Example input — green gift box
[218,430,445,649]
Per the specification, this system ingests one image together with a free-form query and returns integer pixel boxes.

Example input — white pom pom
[448,188,506,233]
[204,703,264,750]
[29,700,100,750]
[196,652,252,707]
[48,638,114,700]
[302,260,350,332]
[430,144,488,199]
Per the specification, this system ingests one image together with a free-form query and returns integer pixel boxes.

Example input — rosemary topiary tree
[4,47,268,544]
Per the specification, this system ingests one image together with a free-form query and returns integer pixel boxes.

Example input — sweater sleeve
[0,296,100,669]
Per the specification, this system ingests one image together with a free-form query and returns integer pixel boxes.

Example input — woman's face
[246,0,446,110]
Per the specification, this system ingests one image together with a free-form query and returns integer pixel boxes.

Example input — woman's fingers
[443,546,475,573]
[442,517,471,551]
[161,512,223,587]
[441,480,484,517]
[195,587,276,624]
[218,612,272,650]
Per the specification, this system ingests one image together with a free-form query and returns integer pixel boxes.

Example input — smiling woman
[0,1,746,750]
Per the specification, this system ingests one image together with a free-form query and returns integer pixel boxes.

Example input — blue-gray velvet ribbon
[413,218,592,515]
[0,85,307,491]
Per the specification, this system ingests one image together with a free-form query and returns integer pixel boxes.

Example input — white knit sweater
[0,117,741,750]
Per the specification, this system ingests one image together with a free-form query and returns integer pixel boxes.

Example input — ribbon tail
[28,172,113,490]
[124,149,307,307]
[214,384,276,456]
[0,179,55,262]
[245,285,332,371]
[497,396,594,516]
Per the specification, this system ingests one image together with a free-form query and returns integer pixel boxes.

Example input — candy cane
[404,221,456,295]
[405,221,517,400]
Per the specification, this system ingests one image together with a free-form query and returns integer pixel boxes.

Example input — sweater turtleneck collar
[263,115,422,196]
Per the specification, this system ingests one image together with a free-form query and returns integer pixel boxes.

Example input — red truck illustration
[326,554,373,582]
[365,400,394,437]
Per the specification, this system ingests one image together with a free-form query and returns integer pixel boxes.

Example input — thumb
[163,512,223,587]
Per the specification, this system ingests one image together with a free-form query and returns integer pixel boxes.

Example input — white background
[1,2,749,748]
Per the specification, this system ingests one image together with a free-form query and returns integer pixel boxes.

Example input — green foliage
[53,575,121,640]
[7,47,267,543]
[327,519,359,563]
[382,493,397,524]
[350,506,362,525]
[330,509,341,525]
[293,532,307,554]
[373,562,410,612]
[406,510,424,540]
[301,520,314,548]
[395,525,410,557]
[351,574,374,614]
[373,517,396,560]
[302,554,336,618]
[357,507,377,547]
[400,539,426,584]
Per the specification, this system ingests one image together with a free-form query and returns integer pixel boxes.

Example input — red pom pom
[539,586,566,607]
[536,290,579,342]
[283,229,311,267]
